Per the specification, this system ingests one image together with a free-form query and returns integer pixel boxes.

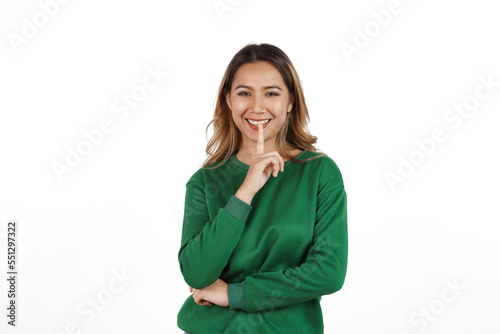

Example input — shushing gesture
[239,123,285,197]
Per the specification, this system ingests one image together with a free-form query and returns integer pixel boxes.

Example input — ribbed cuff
[228,281,246,311]
[224,195,252,223]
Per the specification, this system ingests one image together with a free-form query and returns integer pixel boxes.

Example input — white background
[1,0,499,333]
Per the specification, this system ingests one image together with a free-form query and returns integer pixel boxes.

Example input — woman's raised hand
[236,123,284,203]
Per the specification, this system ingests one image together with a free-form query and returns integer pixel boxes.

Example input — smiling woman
[227,60,296,165]
[177,42,348,334]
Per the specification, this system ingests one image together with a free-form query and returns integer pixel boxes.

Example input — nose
[250,94,265,113]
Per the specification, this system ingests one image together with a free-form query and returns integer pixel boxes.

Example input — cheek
[232,110,243,123]
[231,110,245,130]
[231,101,248,114]
[270,99,289,112]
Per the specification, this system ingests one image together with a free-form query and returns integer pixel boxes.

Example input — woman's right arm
[180,123,284,289]
[178,171,253,289]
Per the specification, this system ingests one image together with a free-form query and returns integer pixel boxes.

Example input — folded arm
[178,172,252,289]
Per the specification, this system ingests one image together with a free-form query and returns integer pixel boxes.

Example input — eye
[236,91,250,96]
[267,92,280,96]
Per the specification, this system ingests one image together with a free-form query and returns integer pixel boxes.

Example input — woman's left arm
[229,184,348,312]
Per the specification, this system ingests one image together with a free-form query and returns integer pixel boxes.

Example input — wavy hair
[202,42,327,169]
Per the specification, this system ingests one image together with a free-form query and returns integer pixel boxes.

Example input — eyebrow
[234,85,283,91]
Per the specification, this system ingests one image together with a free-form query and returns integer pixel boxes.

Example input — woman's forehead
[232,62,285,88]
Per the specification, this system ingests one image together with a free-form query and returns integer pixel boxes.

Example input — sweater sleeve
[178,170,252,289]
[228,158,348,312]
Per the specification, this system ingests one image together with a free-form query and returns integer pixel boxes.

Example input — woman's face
[226,61,294,151]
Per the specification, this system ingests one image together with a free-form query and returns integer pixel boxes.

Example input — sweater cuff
[228,281,246,311]
[224,195,252,223]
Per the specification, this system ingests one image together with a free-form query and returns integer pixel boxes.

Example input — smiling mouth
[246,119,271,125]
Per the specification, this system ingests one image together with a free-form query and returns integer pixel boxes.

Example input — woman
[177,42,348,334]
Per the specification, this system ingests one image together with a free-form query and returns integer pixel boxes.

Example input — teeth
[247,119,270,125]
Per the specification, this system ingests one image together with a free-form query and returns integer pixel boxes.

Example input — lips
[245,118,271,130]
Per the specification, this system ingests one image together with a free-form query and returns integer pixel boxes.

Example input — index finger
[256,122,264,155]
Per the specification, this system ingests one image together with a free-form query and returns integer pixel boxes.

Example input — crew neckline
[229,150,309,171]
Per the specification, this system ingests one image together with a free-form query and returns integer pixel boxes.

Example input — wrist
[235,187,254,205]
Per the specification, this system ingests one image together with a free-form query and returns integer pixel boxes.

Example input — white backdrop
[1,0,499,333]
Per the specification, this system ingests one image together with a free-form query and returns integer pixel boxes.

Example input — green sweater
[177,150,348,334]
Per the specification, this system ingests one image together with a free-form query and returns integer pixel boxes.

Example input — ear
[225,92,232,110]
[287,94,294,112]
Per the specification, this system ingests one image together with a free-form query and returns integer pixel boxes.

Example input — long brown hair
[202,42,327,169]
